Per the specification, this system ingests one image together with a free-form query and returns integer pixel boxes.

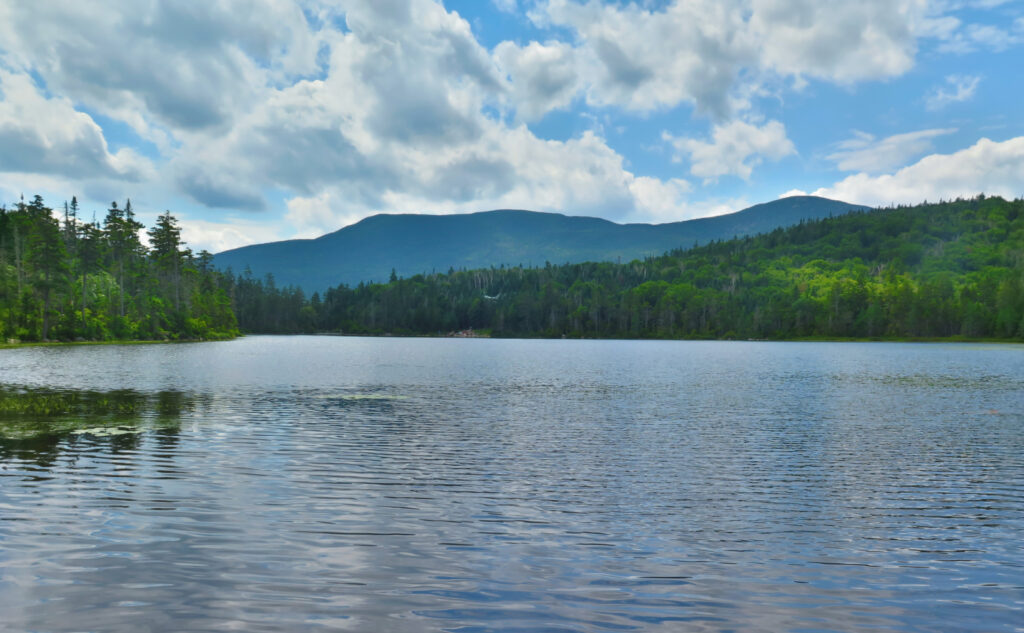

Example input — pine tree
[25,196,69,340]
[148,211,185,309]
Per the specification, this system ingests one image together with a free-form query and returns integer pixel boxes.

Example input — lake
[1,336,1022,632]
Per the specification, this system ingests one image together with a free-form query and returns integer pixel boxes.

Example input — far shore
[237,332,1023,344]
[3,333,1021,350]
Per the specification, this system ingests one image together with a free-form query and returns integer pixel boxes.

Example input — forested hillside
[236,196,1024,340]
[215,196,866,293]
[6,194,1021,343]
[0,196,238,342]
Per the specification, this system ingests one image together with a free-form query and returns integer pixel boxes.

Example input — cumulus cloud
[665,119,795,182]
[0,0,1012,243]
[0,70,151,180]
[539,0,748,116]
[285,190,369,238]
[813,136,1024,206]
[176,164,267,211]
[533,0,936,118]
[167,0,504,210]
[178,216,296,254]
[369,127,639,219]
[925,75,981,110]
[0,0,320,138]
[494,40,580,121]
[164,0,707,228]
[827,128,957,173]
[747,0,923,82]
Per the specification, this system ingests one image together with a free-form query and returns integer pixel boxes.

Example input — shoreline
[4,333,1020,348]
[0,336,238,350]
[239,332,1024,344]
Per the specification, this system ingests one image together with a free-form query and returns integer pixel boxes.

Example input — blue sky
[0,0,1021,253]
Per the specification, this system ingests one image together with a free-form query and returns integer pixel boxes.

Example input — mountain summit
[214,196,868,293]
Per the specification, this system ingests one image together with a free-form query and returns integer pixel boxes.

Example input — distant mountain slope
[214,196,867,292]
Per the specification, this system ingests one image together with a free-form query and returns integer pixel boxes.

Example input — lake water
[1,336,1022,632]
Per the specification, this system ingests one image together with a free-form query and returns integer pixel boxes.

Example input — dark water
[1,336,1022,632]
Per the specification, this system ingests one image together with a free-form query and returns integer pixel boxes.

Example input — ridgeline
[235,196,1024,341]
[214,196,867,293]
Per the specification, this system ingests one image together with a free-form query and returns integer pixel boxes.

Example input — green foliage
[0,195,239,342]
[233,196,1024,341]
[0,385,203,444]
[214,196,868,293]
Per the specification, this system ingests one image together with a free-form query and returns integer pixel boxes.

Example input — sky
[0,0,1022,253]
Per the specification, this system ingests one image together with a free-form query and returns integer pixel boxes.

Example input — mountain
[214,196,868,293]
[231,196,1024,340]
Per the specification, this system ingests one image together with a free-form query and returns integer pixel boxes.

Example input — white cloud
[665,119,796,182]
[533,0,935,118]
[0,0,320,139]
[827,128,957,173]
[748,0,923,83]
[0,70,151,181]
[540,0,750,116]
[926,74,981,110]
[0,0,1013,247]
[934,0,1014,8]
[627,177,693,222]
[285,190,368,238]
[169,0,506,210]
[933,16,1024,53]
[964,23,1020,50]
[369,127,638,219]
[492,0,518,13]
[527,0,1019,120]
[164,1,710,229]
[494,40,580,121]
[813,136,1024,206]
[178,216,295,254]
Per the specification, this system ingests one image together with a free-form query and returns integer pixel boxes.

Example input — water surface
[1,337,1022,631]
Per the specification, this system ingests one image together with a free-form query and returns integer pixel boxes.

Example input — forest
[4,194,1023,343]
[232,195,1024,340]
[0,195,238,342]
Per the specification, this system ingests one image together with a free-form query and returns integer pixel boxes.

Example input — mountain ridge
[214,195,869,292]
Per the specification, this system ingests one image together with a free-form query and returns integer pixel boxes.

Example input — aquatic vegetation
[0,385,201,440]
[0,387,144,417]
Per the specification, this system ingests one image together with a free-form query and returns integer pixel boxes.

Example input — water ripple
[1,337,1022,631]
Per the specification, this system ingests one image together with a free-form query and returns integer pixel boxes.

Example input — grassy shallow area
[0,384,204,441]
[0,336,237,350]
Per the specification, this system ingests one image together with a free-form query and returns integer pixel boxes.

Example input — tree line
[6,194,1021,343]
[0,195,238,342]
[233,195,1024,341]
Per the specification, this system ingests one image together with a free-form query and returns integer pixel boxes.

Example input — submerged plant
[0,385,203,440]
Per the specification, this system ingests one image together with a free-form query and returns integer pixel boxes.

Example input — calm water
[1,336,1022,632]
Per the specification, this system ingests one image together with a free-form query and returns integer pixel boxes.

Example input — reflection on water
[0,337,1022,632]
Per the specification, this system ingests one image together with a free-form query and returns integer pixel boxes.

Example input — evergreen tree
[24,196,69,340]
[148,211,185,309]
[0,194,238,342]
